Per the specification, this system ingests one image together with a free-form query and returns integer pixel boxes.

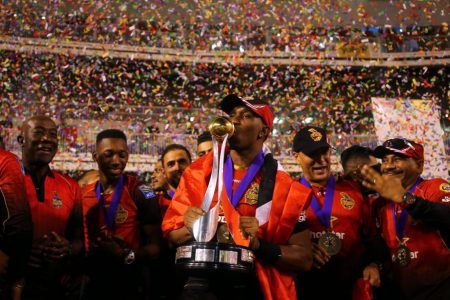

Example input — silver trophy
[175,117,254,273]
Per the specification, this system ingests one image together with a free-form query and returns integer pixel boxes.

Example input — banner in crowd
[371,97,448,179]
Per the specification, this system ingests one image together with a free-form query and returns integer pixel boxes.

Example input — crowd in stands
[1,51,447,137]
[0,1,448,53]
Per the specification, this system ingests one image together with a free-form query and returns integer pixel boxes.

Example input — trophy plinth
[175,241,254,275]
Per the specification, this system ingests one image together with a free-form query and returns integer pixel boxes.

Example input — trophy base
[175,242,254,274]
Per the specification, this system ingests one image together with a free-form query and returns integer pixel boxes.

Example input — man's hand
[239,216,260,250]
[360,165,406,203]
[28,235,49,268]
[183,206,205,232]
[311,242,330,269]
[0,249,9,275]
[90,234,127,259]
[363,263,381,287]
[42,232,71,263]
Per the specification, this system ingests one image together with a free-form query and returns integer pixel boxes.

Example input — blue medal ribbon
[95,175,125,229]
[224,151,264,208]
[168,190,175,200]
[300,176,335,229]
[391,177,423,242]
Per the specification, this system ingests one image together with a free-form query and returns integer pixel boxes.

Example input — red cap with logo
[374,138,424,161]
[219,94,274,132]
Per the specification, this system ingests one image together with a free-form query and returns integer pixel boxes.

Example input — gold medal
[318,232,342,256]
[395,244,411,267]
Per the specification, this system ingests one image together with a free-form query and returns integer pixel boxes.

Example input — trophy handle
[192,203,220,242]
[193,128,229,242]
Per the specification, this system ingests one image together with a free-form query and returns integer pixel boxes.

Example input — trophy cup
[174,117,255,275]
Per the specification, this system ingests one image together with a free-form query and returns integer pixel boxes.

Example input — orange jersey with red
[24,169,81,240]
[162,151,312,300]
[379,178,450,299]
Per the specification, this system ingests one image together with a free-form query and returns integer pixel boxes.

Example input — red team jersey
[379,178,450,299]
[297,178,371,299]
[82,175,158,252]
[24,169,82,240]
[0,150,32,244]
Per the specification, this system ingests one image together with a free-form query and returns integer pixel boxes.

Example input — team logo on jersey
[244,182,259,205]
[52,191,63,208]
[308,128,323,142]
[340,192,355,210]
[139,185,156,199]
[439,183,450,193]
[115,204,128,224]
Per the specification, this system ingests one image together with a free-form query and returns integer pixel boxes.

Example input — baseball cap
[292,126,332,156]
[373,138,424,161]
[219,94,274,132]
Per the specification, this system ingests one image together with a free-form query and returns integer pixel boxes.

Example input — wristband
[401,192,416,207]
[254,239,282,265]
[124,249,136,264]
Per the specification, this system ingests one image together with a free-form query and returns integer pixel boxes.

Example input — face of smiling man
[20,116,58,167]
[93,137,129,182]
[295,147,332,187]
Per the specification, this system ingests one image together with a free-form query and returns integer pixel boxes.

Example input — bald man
[18,116,83,300]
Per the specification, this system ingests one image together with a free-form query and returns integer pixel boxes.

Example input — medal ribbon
[300,176,335,229]
[391,177,423,242]
[168,190,175,200]
[95,175,125,229]
[224,151,264,208]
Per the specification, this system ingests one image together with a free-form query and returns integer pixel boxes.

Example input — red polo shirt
[24,168,82,240]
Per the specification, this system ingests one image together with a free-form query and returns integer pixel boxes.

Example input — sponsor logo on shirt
[311,230,345,240]
[442,196,450,203]
[340,192,355,210]
[439,183,450,193]
[139,185,156,199]
[298,210,307,223]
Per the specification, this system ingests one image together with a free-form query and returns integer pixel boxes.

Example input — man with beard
[0,149,32,300]
[17,116,83,300]
[159,144,191,217]
[360,138,450,300]
[162,94,313,300]
[81,129,162,300]
[293,126,380,299]
[152,144,191,299]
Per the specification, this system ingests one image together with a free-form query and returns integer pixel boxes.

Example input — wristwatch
[402,192,416,206]
[124,249,136,264]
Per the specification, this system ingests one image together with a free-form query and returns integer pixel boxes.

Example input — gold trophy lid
[208,116,234,139]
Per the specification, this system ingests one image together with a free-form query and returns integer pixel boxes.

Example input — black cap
[293,126,331,156]
[197,131,212,145]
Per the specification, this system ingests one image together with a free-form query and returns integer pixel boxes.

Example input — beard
[168,172,182,189]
